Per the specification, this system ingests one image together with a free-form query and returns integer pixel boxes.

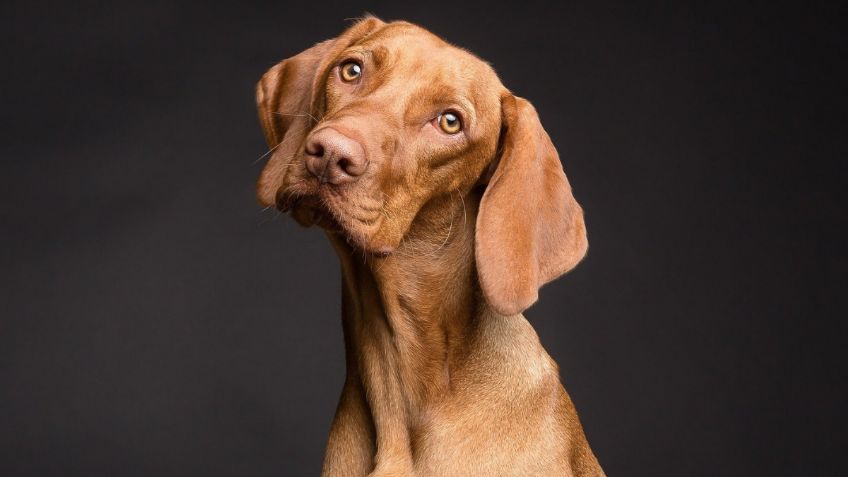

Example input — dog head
[256,17,587,315]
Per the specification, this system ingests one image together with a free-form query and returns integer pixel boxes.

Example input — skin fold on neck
[327,189,483,467]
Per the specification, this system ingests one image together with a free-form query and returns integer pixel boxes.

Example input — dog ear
[475,94,588,316]
[255,16,384,206]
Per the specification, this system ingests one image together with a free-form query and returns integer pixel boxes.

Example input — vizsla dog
[255,17,604,476]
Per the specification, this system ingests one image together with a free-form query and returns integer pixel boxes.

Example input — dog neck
[327,190,483,461]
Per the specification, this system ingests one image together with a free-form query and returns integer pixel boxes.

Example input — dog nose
[304,128,367,185]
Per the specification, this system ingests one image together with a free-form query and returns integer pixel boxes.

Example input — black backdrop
[2,1,845,476]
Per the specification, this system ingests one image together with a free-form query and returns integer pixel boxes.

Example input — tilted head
[256,17,588,315]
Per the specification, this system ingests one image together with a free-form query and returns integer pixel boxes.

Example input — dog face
[256,17,588,315]
[257,19,503,254]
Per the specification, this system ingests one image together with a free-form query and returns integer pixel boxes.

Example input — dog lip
[277,188,345,234]
[275,184,304,212]
[370,246,393,257]
[276,195,295,212]
[276,182,387,254]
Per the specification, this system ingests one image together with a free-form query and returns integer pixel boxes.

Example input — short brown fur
[256,17,604,476]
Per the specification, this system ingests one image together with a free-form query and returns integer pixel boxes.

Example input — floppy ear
[255,17,384,206]
[475,95,588,316]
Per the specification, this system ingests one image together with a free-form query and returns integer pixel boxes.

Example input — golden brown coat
[256,17,604,476]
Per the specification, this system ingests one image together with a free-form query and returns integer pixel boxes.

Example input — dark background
[2,1,845,475]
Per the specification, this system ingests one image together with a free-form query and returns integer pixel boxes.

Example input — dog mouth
[276,184,390,256]
[280,195,341,231]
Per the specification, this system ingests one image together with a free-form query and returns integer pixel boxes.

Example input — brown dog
[255,17,604,477]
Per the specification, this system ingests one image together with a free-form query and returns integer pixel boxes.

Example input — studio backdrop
[1,1,844,476]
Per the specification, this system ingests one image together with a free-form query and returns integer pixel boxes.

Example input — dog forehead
[358,21,446,52]
[358,22,500,82]
[352,22,504,119]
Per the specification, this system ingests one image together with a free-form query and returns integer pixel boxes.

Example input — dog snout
[304,128,368,185]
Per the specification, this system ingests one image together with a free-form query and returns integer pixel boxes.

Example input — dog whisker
[457,190,467,226]
[272,111,320,124]
[252,125,310,165]
[428,214,453,257]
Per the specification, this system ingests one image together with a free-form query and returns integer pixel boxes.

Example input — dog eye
[438,111,462,134]
[339,61,362,82]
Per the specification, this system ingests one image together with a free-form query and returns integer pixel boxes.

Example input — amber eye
[339,61,362,82]
[438,111,462,134]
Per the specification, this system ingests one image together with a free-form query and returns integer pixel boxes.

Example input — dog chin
[286,199,393,257]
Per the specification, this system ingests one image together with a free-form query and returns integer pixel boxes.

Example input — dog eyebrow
[453,96,476,124]
[344,47,371,57]
[336,47,373,65]
[341,47,393,71]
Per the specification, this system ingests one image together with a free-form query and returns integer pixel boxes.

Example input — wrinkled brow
[402,83,478,127]
[341,46,390,68]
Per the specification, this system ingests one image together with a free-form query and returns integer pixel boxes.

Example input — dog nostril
[305,142,324,157]
[337,157,353,175]
[304,129,367,183]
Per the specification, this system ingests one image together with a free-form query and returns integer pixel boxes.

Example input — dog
[255,16,604,477]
